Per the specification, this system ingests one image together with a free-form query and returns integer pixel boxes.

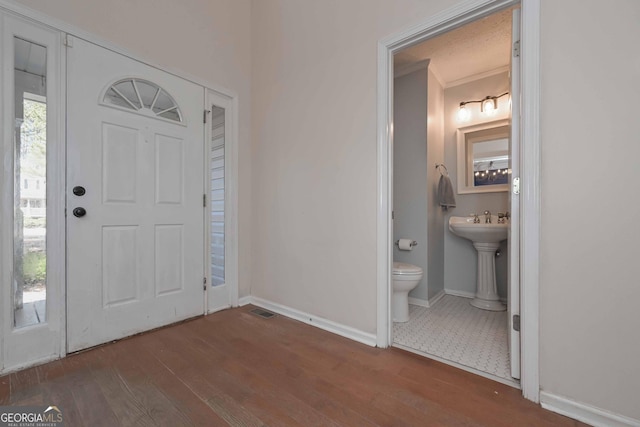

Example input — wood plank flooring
[0,305,587,426]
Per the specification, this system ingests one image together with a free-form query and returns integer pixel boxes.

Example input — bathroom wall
[392,64,445,305]
[425,68,445,301]
[443,71,510,298]
[393,65,429,301]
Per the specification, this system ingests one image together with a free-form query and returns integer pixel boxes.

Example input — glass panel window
[210,106,225,286]
[102,78,183,123]
[14,37,48,328]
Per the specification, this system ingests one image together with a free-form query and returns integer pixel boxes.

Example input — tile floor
[393,294,512,382]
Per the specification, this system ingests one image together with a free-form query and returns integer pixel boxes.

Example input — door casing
[376,0,541,402]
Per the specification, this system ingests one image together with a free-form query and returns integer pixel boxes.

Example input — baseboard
[408,297,429,308]
[541,391,640,427]
[429,289,446,306]
[248,296,377,347]
[237,296,252,306]
[444,289,507,303]
[444,289,475,299]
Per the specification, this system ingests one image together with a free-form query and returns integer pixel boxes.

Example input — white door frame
[0,0,240,373]
[376,0,541,402]
[0,10,66,373]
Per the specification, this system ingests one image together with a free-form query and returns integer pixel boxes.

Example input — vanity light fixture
[458,92,509,120]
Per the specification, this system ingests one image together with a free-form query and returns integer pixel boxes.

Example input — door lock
[73,207,87,218]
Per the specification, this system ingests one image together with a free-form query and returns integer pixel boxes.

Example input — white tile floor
[393,295,512,382]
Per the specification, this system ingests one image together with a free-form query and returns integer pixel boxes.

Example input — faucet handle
[469,213,480,223]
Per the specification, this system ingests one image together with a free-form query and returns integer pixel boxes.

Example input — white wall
[250,0,456,333]
[443,72,509,298]
[539,0,640,420]
[13,0,254,297]
[393,67,429,301]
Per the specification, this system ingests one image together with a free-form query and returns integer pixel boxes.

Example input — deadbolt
[73,207,87,218]
[72,186,86,196]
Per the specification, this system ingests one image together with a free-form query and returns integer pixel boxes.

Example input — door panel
[66,37,204,352]
[509,8,522,380]
[1,13,64,372]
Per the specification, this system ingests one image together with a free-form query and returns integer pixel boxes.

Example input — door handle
[72,186,86,196]
[73,207,87,218]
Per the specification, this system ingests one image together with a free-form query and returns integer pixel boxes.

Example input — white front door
[66,37,205,352]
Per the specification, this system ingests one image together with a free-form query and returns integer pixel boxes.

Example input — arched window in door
[102,78,183,123]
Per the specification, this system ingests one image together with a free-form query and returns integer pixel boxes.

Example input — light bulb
[482,97,497,114]
[457,104,470,121]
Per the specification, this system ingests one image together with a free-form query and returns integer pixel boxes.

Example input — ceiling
[394,8,514,86]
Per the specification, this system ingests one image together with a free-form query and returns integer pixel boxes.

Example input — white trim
[444,65,510,89]
[444,289,475,299]
[376,0,540,403]
[237,296,252,307]
[249,296,377,347]
[429,289,446,306]
[0,0,238,102]
[540,392,640,427]
[519,0,540,403]
[445,289,507,303]
[408,297,430,308]
[408,290,447,308]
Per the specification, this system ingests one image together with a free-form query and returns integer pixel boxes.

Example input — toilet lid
[393,262,422,275]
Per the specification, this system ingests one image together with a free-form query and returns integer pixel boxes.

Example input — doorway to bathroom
[387,4,523,388]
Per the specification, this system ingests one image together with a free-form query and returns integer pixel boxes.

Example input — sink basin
[448,215,508,244]
[448,215,508,312]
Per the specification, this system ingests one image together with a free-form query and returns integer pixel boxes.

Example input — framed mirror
[456,119,510,194]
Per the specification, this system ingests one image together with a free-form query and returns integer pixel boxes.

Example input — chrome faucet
[484,210,491,224]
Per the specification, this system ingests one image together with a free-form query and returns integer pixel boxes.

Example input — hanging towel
[438,174,456,210]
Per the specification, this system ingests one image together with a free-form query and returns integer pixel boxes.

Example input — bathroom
[390,7,517,386]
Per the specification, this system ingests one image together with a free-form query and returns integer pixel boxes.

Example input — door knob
[73,186,86,196]
[73,207,87,218]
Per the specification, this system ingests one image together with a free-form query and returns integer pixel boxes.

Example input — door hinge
[203,277,207,290]
[513,314,521,332]
[512,177,520,195]
[64,34,74,47]
[513,40,520,58]
[203,194,207,207]
[203,109,211,124]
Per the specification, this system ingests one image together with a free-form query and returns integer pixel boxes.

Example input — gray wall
[393,65,445,303]
[443,72,510,298]
[393,67,429,300]
[425,68,445,301]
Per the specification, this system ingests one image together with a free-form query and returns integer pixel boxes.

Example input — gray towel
[438,174,456,210]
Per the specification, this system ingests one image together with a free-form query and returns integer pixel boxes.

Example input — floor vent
[250,308,277,319]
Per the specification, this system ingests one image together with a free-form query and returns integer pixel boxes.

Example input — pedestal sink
[449,215,508,311]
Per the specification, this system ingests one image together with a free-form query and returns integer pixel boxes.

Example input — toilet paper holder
[395,240,418,247]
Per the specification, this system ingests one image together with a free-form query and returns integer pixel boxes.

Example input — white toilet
[392,262,423,322]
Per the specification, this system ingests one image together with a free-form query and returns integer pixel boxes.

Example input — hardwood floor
[0,305,586,426]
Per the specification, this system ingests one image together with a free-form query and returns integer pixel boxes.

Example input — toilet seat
[393,262,422,276]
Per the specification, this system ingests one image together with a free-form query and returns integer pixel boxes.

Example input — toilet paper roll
[398,238,414,251]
